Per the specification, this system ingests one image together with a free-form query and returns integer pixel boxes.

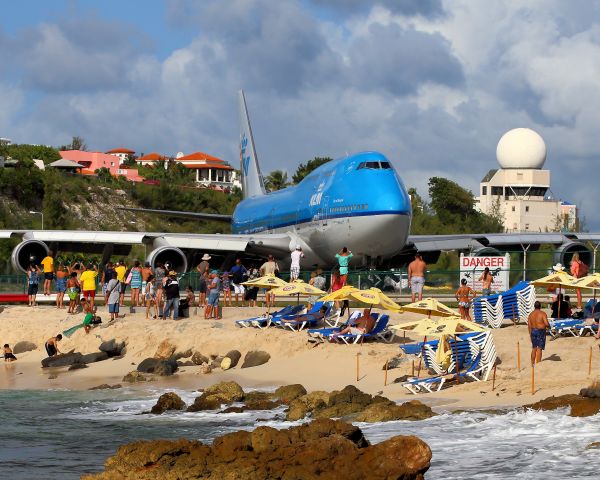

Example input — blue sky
[1,0,599,230]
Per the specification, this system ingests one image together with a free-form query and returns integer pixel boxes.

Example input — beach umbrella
[531,270,578,318]
[572,274,600,303]
[241,274,287,312]
[401,297,458,318]
[318,285,359,302]
[270,279,326,305]
[346,287,402,312]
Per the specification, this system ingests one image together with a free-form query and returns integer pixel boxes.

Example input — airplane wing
[117,207,232,222]
[2,229,295,273]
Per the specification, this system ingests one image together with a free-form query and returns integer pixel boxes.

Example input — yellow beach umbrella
[241,274,287,289]
[392,316,488,336]
[347,287,402,312]
[270,280,326,296]
[530,270,576,290]
[572,274,600,290]
[401,298,458,318]
[318,285,360,302]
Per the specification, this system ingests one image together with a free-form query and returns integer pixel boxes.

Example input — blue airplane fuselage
[231,151,412,265]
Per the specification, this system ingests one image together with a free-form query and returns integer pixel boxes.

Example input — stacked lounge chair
[235,305,305,329]
[472,281,536,328]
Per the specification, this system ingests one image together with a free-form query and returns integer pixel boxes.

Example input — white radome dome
[496,128,546,169]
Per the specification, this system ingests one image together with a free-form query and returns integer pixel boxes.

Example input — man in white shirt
[290,246,305,281]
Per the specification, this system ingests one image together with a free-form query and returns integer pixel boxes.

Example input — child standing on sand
[221,271,233,307]
[145,276,157,319]
[3,344,17,362]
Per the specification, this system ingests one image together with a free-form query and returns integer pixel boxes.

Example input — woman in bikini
[455,278,476,321]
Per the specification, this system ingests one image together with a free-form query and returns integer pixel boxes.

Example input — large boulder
[154,339,176,359]
[224,350,242,368]
[81,418,432,480]
[13,341,37,354]
[241,350,271,368]
[187,381,245,412]
[150,392,187,414]
[354,400,436,422]
[313,385,382,419]
[273,384,307,404]
[191,351,209,365]
[99,339,125,357]
[81,352,109,364]
[173,348,193,360]
[137,358,178,376]
[524,394,600,417]
[41,352,83,368]
[286,391,330,421]
[122,371,153,383]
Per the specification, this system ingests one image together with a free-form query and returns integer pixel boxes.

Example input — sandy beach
[1,304,598,410]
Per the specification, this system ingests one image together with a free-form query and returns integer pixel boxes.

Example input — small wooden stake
[512,305,517,325]
[384,360,388,386]
[492,364,497,391]
[517,341,521,371]
[589,346,593,376]
[411,359,415,377]
[356,353,360,382]
[531,364,535,396]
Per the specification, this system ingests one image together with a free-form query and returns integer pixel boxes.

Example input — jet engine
[11,240,49,273]
[554,242,592,268]
[146,246,188,273]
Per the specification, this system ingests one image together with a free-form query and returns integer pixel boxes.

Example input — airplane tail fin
[238,90,266,199]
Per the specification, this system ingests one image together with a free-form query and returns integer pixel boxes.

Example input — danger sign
[459,253,510,293]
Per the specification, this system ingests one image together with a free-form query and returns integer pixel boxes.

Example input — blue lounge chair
[235,305,304,328]
[548,319,585,338]
[273,303,333,331]
[402,375,446,394]
[307,311,366,339]
[333,315,391,344]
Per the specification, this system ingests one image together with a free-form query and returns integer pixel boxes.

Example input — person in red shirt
[330,268,347,312]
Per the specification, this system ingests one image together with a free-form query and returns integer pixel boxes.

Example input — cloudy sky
[1,0,599,229]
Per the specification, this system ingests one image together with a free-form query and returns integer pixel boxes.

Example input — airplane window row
[330,204,368,213]
[357,161,392,170]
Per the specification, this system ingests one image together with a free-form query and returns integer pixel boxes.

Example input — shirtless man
[528,301,550,365]
[332,308,375,339]
[45,334,63,357]
[408,253,427,302]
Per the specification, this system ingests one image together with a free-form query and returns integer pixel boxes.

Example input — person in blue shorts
[204,271,221,319]
[528,301,550,365]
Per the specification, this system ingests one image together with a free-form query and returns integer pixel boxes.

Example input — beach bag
[125,270,133,285]
[579,261,589,277]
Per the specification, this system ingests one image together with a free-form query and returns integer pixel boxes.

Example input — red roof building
[60,150,143,182]
[174,151,240,190]
[106,147,135,166]
[137,152,166,165]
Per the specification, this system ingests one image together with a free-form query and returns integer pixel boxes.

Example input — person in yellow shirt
[40,250,55,296]
[114,260,127,307]
[79,263,99,307]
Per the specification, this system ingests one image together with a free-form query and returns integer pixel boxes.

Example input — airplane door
[320,196,329,228]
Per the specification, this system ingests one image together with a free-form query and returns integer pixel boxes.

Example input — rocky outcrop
[122,371,154,383]
[273,384,307,404]
[354,400,436,422]
[286,391,330,421]
[524,394,600,417]
[41,352,83,368]
[82,418,431,480]
[137,358,178,376]
[153,339,176,359]
[191,351,209,365]
[81,352,109,364]
[241,350,271,368]
[68,363,88,371]
[99,339,126,357]
[150,392,187,414]
[89,384,122,390]
[187,381,245,412]
[13,341,37,354]
[313,385,385,419]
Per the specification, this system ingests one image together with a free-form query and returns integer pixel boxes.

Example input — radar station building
[476,128,577,233]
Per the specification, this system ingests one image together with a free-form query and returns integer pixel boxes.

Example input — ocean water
[0,388,598,479]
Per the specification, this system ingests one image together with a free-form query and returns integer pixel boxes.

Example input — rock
[524,394,600,417]
[68,363,88,371]
[198,364,212,374]
[210,356,225,369]
[41,352,83,368]
[354,400,436,422]
[383,356,405,370]
[82,418,431,480]
[137,358,178,376]
[286,391,330,421]
[191,351,209,365]
[12,341,37,354]
[177,360,195,367]
[99,339,125,357]
[81,352,109,364]
[220,357,232,370]
[587,442,600,449]
[48,374,57,379]
[273,384,307,404]
[122,371,152,383]
[393,374,413,383]
[154,339,176,359]
[173,348,193,360]
[89,384,122,390]
[221,400,281,413]
[224,350,241,368]
[244,391,273,403]
[150,392,187,414]
[313,385,379,419]
[580,387,600,399]
[187,381,244,412]
[241,350,271,368]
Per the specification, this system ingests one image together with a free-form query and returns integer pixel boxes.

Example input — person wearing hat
[162,271,180,320]
[196,254,211,277]
[290,245,305,281]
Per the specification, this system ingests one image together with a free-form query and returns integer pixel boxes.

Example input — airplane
[2,91,600,273]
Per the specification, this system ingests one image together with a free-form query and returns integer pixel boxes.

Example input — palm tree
[264,170,290,192]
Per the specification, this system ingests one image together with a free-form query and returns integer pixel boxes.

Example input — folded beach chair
[274,302,333,331]
[400,338,439,356]
[235,305,304,329]
[576,322,599,336]
[307,310,362,339]
[548,319,584,338]
[456,353,486,382]
[333,315,391,344]
[402,375,446,394]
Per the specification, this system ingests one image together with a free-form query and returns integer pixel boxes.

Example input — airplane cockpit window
[357,161,391,170]
[379,161,391,169]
